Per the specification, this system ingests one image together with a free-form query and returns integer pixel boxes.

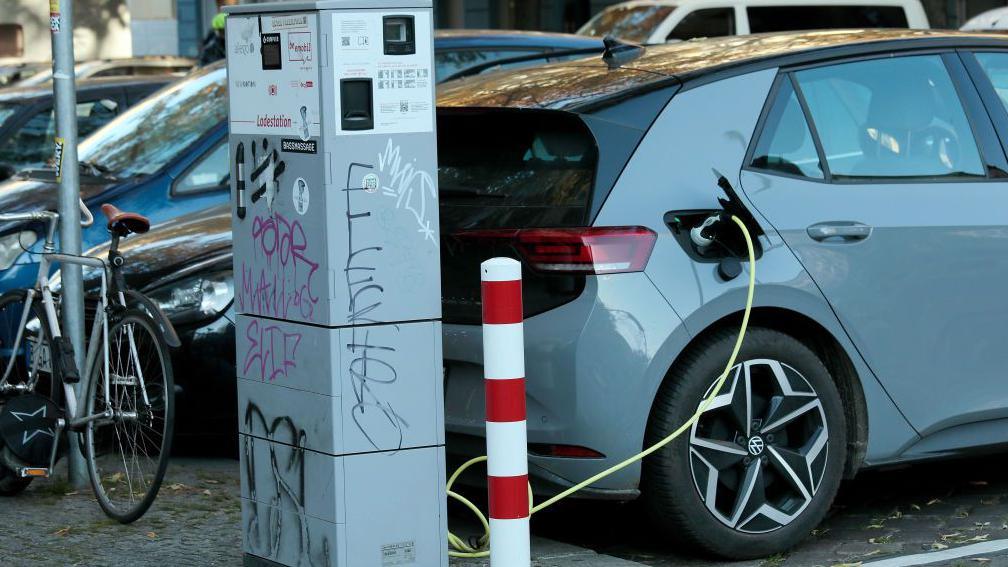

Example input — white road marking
[862,539,1008,566]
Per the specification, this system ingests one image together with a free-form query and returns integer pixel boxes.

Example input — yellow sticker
[53,137,64,181]
[49,0,59,13]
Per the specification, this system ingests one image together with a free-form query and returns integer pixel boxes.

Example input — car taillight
[455,226,656,275]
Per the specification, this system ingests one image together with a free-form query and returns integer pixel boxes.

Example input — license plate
[27,336,51,374]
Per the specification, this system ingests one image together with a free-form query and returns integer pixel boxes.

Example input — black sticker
[281,138,317,154]
[261,33,282,70]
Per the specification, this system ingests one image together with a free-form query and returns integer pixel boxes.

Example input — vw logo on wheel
[747,435,765,456]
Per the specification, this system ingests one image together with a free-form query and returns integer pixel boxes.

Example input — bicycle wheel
[84,308,174,523]
[0,289,56,496]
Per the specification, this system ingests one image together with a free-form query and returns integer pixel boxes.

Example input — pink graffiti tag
[243,319,303,382]
[237,213,320,321]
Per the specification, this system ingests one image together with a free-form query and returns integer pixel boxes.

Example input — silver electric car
[438,29,1008,558]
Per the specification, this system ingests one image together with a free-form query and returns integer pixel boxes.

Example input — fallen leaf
[167,483,186,491]
[931,543,949,550]
[927,498,941,506]
[63,491,78,496]
[910,503,921,510]
[146,531,156,539]
[53,527,70,536]
[204,479,220,484]
[966,534,991,543]
[830,563,862,567]
[971,558,991,563]
[202,489,211,496]
[865,522,885,529]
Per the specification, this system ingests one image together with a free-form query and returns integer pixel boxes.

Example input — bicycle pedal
[18,467,49,478]
[52,337,79,384]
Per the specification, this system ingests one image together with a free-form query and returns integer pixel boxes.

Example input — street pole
[48,0,88,489]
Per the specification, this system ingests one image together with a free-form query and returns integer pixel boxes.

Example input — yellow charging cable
[447,215,757,558]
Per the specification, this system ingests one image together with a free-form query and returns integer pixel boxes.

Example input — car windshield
[577,4,675,42]
[0,102,21,127]
[77,65,226,178]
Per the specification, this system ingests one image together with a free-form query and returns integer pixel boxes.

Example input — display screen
[261,33,281,70]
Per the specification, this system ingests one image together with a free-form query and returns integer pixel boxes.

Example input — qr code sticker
[399,101,409,113]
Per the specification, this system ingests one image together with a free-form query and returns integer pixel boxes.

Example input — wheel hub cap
[688,359,829,534]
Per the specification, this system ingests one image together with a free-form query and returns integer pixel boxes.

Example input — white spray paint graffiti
[376,138,437,244]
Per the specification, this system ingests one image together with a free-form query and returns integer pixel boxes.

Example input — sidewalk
[0,457,643,567]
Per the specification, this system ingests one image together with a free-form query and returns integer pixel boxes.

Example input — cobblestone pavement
[0,458,242,566]
[4,454,1008,566]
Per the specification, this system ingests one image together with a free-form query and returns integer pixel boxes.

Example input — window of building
[667,8,735,41]
[0,24,23,58]
[794,55,985,180]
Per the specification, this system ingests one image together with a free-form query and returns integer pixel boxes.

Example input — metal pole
[49,0,88,488]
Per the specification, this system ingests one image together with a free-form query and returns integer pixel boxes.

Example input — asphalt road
[3,453,1008,566]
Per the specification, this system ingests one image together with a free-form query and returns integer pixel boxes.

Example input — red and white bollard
[481,257,531,567]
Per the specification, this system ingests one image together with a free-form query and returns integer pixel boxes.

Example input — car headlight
[148,270,233,325]
[0,231,36,270]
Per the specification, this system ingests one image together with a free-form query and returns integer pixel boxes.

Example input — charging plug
[690,214,723,250]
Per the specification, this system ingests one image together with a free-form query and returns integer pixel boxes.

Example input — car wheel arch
[649,306,868,479]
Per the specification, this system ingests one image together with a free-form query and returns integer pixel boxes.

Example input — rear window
[438,110,599,324]
[747,5,908,32]
[438,110,597,232]
[578,5,675,43]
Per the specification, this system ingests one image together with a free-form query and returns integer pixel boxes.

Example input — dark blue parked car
[0,62,228,291]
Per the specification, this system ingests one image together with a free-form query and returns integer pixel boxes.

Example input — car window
[0,99,119,170]
[794,55,985,180]
[91,67,132,78]
[667,8,735,41]
[578,5,675,42]
[435,48,542,80]
[77,65,226,178]
[76,98,119,138]
[175,142,228,194]
[0,102,22,127]
[973,53,1008,113]
[750,80,823,179]
[748,5,908,32]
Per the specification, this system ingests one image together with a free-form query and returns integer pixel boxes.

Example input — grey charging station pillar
[224,2,446,565]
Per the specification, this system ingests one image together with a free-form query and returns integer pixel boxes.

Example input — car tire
[643,327,846,559]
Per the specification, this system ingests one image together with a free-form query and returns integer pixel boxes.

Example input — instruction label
[381,540,416,565]
[330,10,434,135]
[227,13,321,140]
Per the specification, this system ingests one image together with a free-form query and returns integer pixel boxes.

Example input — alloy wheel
[688,358,829,534]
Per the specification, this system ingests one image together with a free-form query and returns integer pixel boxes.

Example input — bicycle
[0,201,180,523]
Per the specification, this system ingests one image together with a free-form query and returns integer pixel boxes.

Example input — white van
[577,0,929,44]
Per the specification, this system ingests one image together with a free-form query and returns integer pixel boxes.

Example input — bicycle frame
[0,209,149,431]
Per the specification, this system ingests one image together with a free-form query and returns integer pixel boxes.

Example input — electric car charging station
[225,2,446,565]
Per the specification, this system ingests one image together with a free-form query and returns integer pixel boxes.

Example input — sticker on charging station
[331,10,433,135]
[292,177,309,215]
[381,541,415,565]
[227,13,320,139]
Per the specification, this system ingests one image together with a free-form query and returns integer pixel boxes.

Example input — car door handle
[807,222,872,242]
